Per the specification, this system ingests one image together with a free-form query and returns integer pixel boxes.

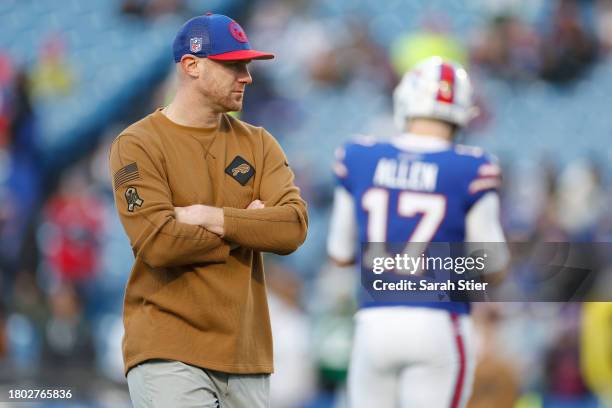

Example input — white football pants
[348,307,475,408]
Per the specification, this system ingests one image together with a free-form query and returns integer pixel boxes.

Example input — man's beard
[224,99,243,112]
[201,83,243,112]
[220,95,243,112]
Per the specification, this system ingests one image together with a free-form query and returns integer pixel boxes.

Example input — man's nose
[239,66,253,84]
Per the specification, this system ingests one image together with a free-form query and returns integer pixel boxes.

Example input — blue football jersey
[334,136,501,314]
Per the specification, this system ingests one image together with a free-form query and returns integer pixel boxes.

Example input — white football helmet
[393,57,478,130]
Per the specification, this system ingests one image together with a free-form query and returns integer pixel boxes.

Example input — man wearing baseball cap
[109,13,308,407]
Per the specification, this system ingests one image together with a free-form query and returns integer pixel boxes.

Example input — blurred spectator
[30,34,75,99]
[545,330,590,400]
[9,71,39,163]
[501,160,550,240]
[121,0,148,16]
[530,158,569,242]
[539,0,598,84]
[0,52,13,147]
[5,311,41,374]
[94,314,126,384]
[11,269,46,326]
[0,69,42,298]
[469,305,519,408]
[42,282,95,369]
[556,159,605,238]
[4,270,44,373]
[120,0,185,19]
[39,165,104,285]
[309,18,396,91]
[471,14,540,81]
[267,261,317,408]
[470,0,600,85]
[0,304,6,360]
[391,13,468,75]
[242,66,301,138]
[595,0,612,54]
[248,1,330,78]
[310,263,356,406]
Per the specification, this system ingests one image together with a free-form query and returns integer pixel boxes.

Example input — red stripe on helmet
[436,62,455,104]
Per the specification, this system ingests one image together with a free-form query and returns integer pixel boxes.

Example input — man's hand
[247,200,265,209]
[174,200,264,236]
[175,204,224,235]
[174,205,204,226]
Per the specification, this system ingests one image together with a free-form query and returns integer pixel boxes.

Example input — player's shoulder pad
[342,134,387,155]
[351,134,380,147]
[333,134,383,179]
[454,144,486,158]
[476,153,501,175]
[468,152,502,195]
[454,145,500,168]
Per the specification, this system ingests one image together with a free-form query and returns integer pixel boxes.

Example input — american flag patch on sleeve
[114,162,140,190]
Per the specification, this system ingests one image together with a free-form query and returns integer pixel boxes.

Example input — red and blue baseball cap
[172,13,274,62]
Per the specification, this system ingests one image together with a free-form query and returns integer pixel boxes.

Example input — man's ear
[180,55,200,78]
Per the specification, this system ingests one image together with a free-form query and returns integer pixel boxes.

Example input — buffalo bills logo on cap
[229,21,248,43]
[190,37,202,53]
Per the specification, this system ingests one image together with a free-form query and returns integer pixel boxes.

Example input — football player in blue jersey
[327,57,509,408]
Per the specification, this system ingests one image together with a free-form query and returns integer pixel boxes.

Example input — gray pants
[127,360,270,408]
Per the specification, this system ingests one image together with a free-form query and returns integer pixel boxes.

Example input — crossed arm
[171,131,308,255]
[174,195,307,256]
[173,136,308,255]
[174,199,264,236]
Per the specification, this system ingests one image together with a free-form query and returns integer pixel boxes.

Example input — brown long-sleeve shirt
[108,109,308,376]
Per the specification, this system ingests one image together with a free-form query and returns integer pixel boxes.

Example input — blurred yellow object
[30,60,74,99]
[390,32,468,75]
[228,111,240,119]
[514,393,542,408]
[581,302,612,407]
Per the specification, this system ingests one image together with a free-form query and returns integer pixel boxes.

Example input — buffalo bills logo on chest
[232,163,250,176]
[225,156,255,186]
